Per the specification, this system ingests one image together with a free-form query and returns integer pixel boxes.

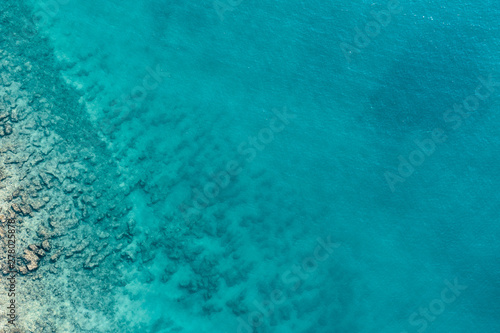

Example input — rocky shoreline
[0,2,138,331]
[0,3,237,331]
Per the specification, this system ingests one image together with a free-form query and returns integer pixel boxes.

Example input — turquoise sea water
[3,0,500,331]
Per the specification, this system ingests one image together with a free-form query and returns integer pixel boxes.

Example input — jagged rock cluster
[0,2,142,331]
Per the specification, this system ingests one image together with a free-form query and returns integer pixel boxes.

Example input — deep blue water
[13,0,500,331]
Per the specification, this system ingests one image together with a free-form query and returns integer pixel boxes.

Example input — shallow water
[0,0,499,332]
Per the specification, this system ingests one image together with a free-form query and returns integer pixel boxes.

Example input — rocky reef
[0,1,333,332]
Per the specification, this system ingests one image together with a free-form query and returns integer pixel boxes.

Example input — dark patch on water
[367,23,488,135]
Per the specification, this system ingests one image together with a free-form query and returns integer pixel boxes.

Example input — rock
[98,232,110,239]
[20,204,32,216]
[64,184,76,193]
[41,240,51,251]
[84,252,97,269]
[11,203,21,213]
[85,248,113,269]
[37,227,51,239]
[4,123,12,135]
[121,249,136,262]
[50,249,63,262]
[84,262,98,270]
[30,199,46,211]
[39,172,53,187]
[10,108,18,122]
[23,249,40,271]
[65,240,89,258]
[27,261,38,271]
